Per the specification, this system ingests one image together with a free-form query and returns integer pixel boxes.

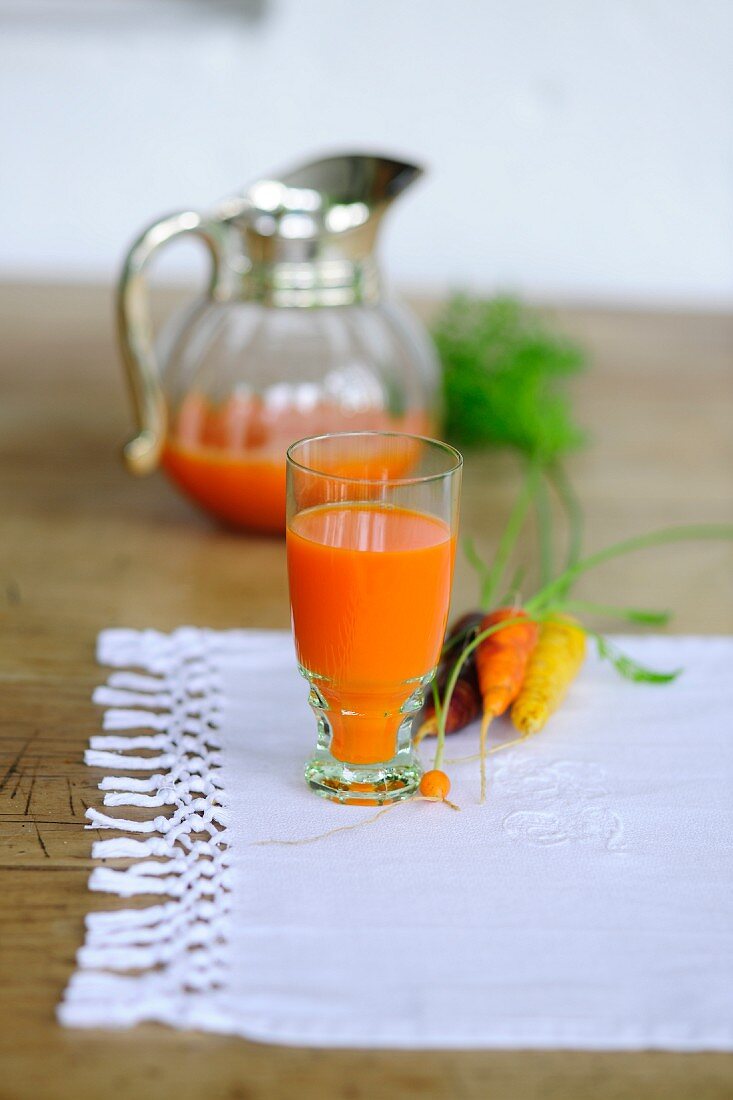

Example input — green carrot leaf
[594,634,682,684]
[563,600,672,626]
[622,609,673,627]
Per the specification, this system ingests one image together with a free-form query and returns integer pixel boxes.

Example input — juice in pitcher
[162,392,431,533]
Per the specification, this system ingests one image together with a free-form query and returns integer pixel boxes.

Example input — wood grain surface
[1,284,732,1100]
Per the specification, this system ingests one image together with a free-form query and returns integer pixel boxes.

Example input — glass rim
[286,430,463,486]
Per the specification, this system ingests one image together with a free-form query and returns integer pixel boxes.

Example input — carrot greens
[433,295,587,459]
[426,295,733,797]
[590,633,682,685]
[428,474,733,788]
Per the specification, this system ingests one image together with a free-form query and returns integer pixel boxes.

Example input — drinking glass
[286,431,462,805]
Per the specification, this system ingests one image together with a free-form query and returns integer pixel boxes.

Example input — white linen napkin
[59,630,733,1049]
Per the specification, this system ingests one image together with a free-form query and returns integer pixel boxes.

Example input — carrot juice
[161,393,432,534]
[287,503,456,765]
[162,444,286,533]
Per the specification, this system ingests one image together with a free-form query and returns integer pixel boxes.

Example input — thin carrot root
[252,803,399,846]
[479,712,493,803]
[490,732,531,755]
[446,734,531,766]
[420,795,461,811]
[252,788,460,846]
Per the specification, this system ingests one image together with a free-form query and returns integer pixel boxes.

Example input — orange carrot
[419,769,459,810]
[475,608,539,801]
[419,769,452,802]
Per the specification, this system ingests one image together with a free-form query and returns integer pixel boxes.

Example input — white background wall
[2,0,732,306]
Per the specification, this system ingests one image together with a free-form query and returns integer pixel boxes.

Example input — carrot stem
[559,599,672,626]
[479,715,491,802]
[535,472,554,588]
[463,536,492,595]
[526,524,733,613]
[481,459,542,609]
[440,621,478,657]
[498,565,526,607]
[547,461,583,573]
[430,679,443,728]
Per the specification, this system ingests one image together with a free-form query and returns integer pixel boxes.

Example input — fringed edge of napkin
[58,627,231,1029]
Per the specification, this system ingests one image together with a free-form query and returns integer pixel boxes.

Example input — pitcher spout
[279,152,423,211]
[215,151,424,306]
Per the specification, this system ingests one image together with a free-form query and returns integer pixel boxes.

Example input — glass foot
[304,750,423,806]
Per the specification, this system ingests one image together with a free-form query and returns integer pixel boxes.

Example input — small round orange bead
[419,769,451,800]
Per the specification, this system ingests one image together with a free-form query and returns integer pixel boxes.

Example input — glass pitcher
[118,153,441,534]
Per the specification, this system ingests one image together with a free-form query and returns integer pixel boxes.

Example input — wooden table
[1,284,732,1099]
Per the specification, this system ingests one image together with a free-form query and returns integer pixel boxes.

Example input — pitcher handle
[117,210,224,475]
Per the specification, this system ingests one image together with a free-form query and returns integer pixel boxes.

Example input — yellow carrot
[511,616,586,736]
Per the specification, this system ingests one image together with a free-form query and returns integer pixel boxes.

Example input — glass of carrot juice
[286,432,462,805]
